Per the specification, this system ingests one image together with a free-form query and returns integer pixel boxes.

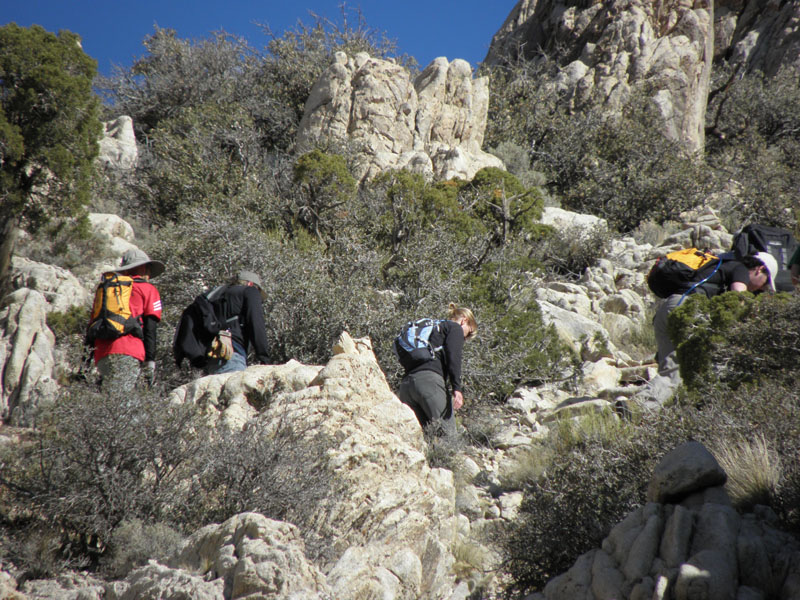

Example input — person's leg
[398,376,430,427]
[644,294,685,404]
[399,371,452,433]
[653,294,684,374]
[97,354,141,391]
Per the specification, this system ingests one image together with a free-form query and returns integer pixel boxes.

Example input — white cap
[754,252,778,292]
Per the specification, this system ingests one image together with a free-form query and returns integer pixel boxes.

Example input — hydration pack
[394,318,444,371]
[646,248,721,299]
[85,273,143,345]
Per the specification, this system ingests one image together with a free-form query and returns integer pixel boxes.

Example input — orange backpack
[85,273,143,344]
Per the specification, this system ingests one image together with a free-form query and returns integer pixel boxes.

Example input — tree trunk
[0,218,20,298]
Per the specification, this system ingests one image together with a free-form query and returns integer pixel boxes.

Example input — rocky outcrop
[528,441,800,600]
[485,1,800,154]
[297,52,503,182]
[86,213,139,275]
[165,332,467,599]
[0,258,90,425]
[0,288,57,426]
[485,0,714,153]
[107,514,331,600]
[167,360,324,430]
[715,0,800,75]
[9,257,89,314]
[97,116,137,170]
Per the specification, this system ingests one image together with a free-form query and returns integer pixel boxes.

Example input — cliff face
[296,52,504,182]
[484,0,800,153]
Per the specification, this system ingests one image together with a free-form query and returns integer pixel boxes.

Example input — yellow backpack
[85,273,143,344]
[647,248,721,299]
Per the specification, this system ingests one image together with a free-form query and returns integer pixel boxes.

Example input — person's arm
[242,286,270,364]
[142,315,158,361]
[728,262,750,293]
[442,322,464,393]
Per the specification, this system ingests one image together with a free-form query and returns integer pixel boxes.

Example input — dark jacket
[694,260,751,298]
[213,284,270,364]
[404,320,464,392]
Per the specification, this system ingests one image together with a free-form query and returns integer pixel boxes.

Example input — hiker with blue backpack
[395,303,477,435]
[644,250,778,403]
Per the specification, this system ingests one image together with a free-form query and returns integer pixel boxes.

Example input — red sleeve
[134,281,162,321]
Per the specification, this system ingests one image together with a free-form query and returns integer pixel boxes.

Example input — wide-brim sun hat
[754,251,778,292]
[117,248,166,279]
[238,270,267,300]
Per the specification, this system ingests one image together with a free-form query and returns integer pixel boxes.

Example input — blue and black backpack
[394,318,444,371]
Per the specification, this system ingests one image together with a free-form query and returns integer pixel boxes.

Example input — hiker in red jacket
[93,249,164,390]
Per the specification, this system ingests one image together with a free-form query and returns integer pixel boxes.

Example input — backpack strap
[206,285,238,327]
[677,258,723,306]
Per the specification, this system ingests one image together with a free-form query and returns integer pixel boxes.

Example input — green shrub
[530,222,610,281]
[46,305,89,342]
[667,291,799,391]
[485,59,714,232]
[106,519,184,578]
[501,439,652,594]
[0,383,209,571]
[0,381,344,572]
[706,65,800,231]
[292,149,358,242]
[461,167,545,246]
[184,411,340,562]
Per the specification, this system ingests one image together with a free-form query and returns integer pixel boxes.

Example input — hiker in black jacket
[647,252,777,404]
[204,270,271,374]
[398,303,477,436]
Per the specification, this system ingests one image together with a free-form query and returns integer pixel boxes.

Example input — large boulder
[9,256,89,314]
[170,332,461,599]
[0,288,58,426]
[97,116,138,170]
[297,51,503,182]
[86,213,139,278]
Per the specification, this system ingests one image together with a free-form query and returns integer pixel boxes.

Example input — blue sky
[3,1,516,76]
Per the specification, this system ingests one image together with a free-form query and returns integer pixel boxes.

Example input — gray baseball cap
[238,270,267,299]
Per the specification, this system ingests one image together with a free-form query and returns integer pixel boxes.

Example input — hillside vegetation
[1,9,800,598]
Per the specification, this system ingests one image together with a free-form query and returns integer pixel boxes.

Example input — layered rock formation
[484,0,800,154]
[168,332,465,599]
[297,52,504,181]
